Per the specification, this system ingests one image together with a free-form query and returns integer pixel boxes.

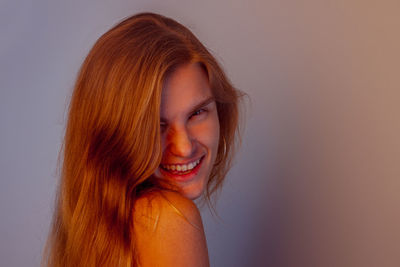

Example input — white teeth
[161,158,202,172]
[188,162,194,170]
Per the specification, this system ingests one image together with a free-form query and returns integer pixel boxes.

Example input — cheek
[159,134,168,158]
[192,114,220,152]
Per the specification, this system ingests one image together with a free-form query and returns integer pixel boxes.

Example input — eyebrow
[160,96,216,122]
[189,96,216,114]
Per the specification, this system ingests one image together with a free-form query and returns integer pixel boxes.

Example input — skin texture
[154,63,220,200]
[134,191,210,267]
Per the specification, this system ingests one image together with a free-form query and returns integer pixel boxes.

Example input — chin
[170,174,207,200]
[179,185,205,200]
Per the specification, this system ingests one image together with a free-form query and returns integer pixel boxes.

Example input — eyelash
[190,108,206,119]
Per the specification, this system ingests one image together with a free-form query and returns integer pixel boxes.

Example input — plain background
[1,0,399,266]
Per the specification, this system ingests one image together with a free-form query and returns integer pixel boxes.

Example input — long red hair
[43,12,240,266]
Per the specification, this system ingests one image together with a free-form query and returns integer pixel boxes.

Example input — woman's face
[154,63,220,200]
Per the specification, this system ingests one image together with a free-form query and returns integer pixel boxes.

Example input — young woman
[44,12,241,266]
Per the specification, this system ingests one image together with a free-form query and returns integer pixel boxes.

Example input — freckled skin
[154,63,220,200]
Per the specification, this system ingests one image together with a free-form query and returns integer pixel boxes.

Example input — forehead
[161,63,212,118]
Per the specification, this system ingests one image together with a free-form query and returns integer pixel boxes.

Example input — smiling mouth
[160,156,204,175]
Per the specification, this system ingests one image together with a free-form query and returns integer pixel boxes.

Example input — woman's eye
[190,109,206,119]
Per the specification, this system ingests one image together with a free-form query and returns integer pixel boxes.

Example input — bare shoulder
[133,190,209,267]
[133,190,202,231]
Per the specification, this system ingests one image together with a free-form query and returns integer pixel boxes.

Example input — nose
[166,126,193,158]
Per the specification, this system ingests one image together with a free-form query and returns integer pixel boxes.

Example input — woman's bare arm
[133,191,210,267]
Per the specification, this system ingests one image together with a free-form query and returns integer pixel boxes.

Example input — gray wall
[1,0,399,266]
